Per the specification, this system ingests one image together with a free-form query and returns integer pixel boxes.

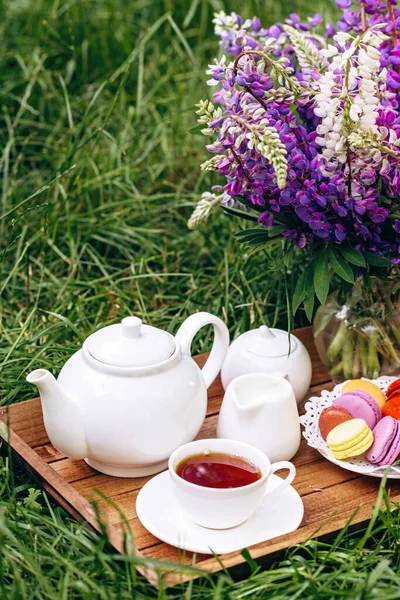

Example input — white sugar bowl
[221,326,312,404]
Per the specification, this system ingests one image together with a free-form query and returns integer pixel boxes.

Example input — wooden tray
[1,327,399,587]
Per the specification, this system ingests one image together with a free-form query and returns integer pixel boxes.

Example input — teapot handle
[175,312,230,389]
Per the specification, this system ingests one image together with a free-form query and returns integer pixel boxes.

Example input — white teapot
[221,326,312,404]
[27,313,229,477]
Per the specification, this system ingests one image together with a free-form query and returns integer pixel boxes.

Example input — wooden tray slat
[1,326,396,588]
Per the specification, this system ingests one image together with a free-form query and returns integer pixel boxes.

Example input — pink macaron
[366,416,400,466]
[333,390,382,430]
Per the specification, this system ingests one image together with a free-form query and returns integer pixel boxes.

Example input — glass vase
[313,278,400,384]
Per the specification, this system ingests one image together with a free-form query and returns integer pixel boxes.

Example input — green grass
[2,0,400,597]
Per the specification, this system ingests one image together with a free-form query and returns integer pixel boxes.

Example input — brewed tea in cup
[169,438,296,529]
[176,452,262,488]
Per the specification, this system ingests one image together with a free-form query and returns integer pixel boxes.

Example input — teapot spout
[26,369,88,459]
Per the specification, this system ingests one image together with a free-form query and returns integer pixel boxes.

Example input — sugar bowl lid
[86,316,176,368]
[245,325,297,358]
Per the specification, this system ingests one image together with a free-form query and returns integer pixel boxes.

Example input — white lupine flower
[334,32,351,46]
[314,107,327,118]
[368,31,389,47]
[366,46,380,60]
[321,44,338,58]
[349,66,358,79]
[188,191,224,230]
[379,67,387,80]
[342,44,358,62]
[335,140,344,152]
[312,28,387,176]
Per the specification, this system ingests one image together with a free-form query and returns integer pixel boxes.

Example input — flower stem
[232,50,271,112]
[377,323,400,366]
[387,1,398,45]
[230,148,253,185]
[327,319,348,363]
[342,329,355,380]
[359,334,369,377]
[384,295,400,345]
[360,7,367,33]
[352,343,361,379]
[367,329,380,379]
[330,361,344,376]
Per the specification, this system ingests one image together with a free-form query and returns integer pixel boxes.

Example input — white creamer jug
[217,373,301,462]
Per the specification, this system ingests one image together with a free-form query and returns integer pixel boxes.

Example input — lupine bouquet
[189,0,400,326]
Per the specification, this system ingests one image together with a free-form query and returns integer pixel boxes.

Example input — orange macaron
[382,394,400,420]
[386,379,400,401]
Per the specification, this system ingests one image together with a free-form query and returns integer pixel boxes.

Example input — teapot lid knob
[259,325,276,340]
[122,316,142,338]
[241,325,297,357]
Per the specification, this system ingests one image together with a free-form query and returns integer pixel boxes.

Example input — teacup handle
[265,461,296,503]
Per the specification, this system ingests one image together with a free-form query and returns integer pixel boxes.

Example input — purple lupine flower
[258,211,274,226]
[336,0,352,8]
[196,3,400,266]
[325,23,336,37]
[308,14,323,27]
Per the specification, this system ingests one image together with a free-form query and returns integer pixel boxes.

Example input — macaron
[386,379,400,401]
[319,406,353,440]
[342,379,386,410]
[382,395,400,420]
[366,416,400,466]
[333,391,382,430]
[327,418,373,460]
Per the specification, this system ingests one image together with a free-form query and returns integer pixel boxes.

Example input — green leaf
[313,249,330,305]
[234,227,280,249]
[241,548,259,574]
[267,225,287,236]
[234,228,266,240]
[338,244,366,267]
[188,123,205,135]
[235,195,264,213]
[234,228,270,244]
[0,422,9,443]
[283,244,294,268]
[292,268,307,315]
[304,290,315,322]
[364,251,392,267]
[329,248,355,284]
[222,206,258,222]
[302,262,316,321]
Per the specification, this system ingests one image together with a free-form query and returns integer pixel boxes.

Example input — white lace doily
[299,376,400,479]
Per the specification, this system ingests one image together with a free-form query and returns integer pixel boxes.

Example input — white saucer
[136,471,304,555]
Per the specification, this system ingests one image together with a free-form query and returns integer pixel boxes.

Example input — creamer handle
[175,312,230,389]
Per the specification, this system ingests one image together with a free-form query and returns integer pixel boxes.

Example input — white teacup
[168,438,296,529]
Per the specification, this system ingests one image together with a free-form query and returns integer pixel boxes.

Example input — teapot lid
[86,316,176,368]
[246,326,297,358]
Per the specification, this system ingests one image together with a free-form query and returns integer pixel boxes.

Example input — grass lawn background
[2,0,400,597]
